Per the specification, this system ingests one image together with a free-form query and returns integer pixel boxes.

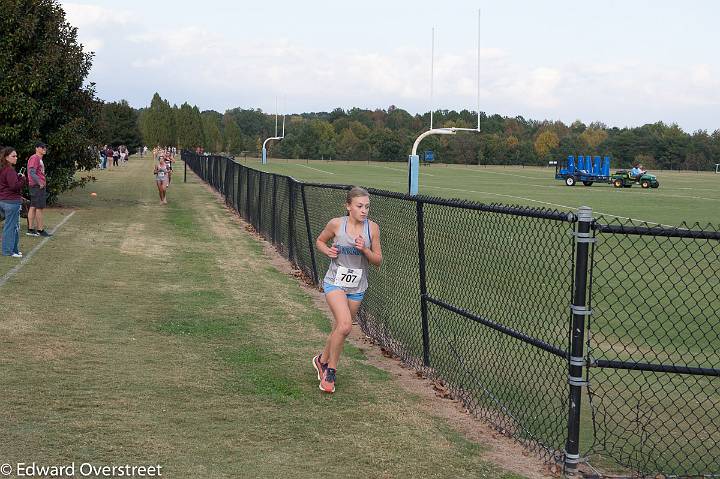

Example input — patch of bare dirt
[119,223,173,258]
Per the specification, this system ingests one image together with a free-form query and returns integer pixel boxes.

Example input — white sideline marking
[650,193,720,202]
[0,211,76,288]
[441,167,547,180]
[368,164,436,177]
[295,164,335,174]
[424,185,676,227]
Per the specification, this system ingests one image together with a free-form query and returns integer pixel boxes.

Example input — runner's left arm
[356,222,382,266]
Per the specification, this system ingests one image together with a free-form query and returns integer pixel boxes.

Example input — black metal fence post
[183,153,187,183]
[288,180,296,264]
[416,200,431,367]
[224,158,232,206]
[271,176,278,243]
[245,169,251,220]
[236,163,240,211]
[565,205,593,473]
[301,184,319,284]
[257,172,264,231]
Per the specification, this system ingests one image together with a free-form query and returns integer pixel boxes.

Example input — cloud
[62,2,131,27]
[82,15,720,130]
[61,2,132,53]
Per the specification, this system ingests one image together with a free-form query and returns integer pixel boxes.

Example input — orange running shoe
[319,368,336,393]
[312,354,327,381]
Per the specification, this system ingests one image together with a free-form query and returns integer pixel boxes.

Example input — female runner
[313,187,382,393]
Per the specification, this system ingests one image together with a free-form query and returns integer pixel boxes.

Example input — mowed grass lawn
[245,156,720,475]
[247,157,720,226]
[0,157,531,478]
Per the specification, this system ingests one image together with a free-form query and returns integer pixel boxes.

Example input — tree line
[119,92,720,171]
[3,0,718,204]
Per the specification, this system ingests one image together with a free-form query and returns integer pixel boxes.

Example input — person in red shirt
[26,141,52,237]
[0,147,27,257]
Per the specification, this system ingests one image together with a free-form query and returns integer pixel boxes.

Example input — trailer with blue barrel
[555,155,611,186]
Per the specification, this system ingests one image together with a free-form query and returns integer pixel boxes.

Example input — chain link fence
[183,152,720,477]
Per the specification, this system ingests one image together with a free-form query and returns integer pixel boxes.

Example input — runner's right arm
[316,219,339,258]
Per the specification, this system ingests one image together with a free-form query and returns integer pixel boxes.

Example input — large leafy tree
[141,93,175,147]
[99,100,142,149]
[534,130,560,160]
[175,102,204,149]
[201,110,224,153]
[0,0,99,200]
[222,113,243,154]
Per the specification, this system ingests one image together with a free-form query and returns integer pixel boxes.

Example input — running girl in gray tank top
[322,216,371,294]
[313,186,383,393]
[153,156,169,205]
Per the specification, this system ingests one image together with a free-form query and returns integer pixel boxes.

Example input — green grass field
[243,157,720,227]
[212,155,720,475]
[0,156,537,479]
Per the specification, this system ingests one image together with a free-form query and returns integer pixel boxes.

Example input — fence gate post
[564,206,593,473]
[416,200,431,367]
[300,184,319,284]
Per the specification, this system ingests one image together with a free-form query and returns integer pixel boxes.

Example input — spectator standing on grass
[99,145,108,169]
[105,146,114,170]
[112,148,120,167]
[313,186,383,393]
[0,147,27,257]
[26,142,52,238]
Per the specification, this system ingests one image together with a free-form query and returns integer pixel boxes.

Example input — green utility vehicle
[611,170,660,189]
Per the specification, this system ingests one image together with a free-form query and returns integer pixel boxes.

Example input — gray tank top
[323,217,372,294]
[156,161,168,182]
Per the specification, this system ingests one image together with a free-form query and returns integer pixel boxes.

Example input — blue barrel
[593,156,601,176]
[567,155,575,173]
[602,156,611,176]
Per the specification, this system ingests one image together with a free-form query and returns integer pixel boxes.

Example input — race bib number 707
[334,266,362,288]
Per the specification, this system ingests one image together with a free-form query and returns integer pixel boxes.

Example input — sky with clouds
[61,0,720,132]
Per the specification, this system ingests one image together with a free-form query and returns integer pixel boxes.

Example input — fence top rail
[184,152,576,222]
[183,151,301,184]
[301,182,576,222]
[593,221,720,240]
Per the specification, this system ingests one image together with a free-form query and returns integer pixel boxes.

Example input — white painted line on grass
[425,185,575,209]
[295,164,335,174]
[367,164,436,177]
[650,193,720,202]
[441,167,547,180]
[0,211,76,288]
[424,185,676,227]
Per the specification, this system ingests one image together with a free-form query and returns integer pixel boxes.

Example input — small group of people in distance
[153,147,175,205]
[0,142,52,258]
[98,144,130,169]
